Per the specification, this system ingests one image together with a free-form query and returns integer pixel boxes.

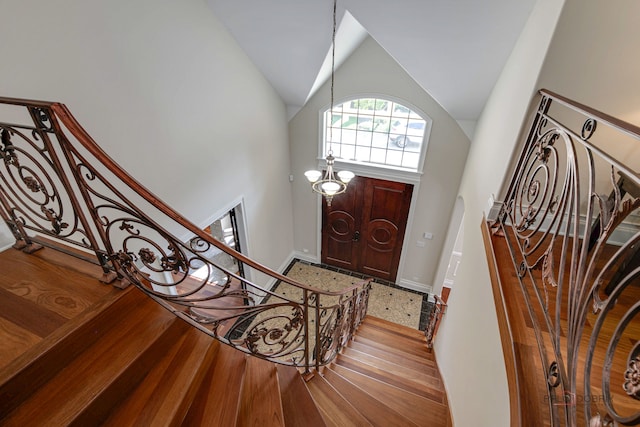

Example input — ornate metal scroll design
[0,104,116,282]
[624,343,640,400]
[0,125,79,245]
[0,97,371,372]
[495,90,640,425]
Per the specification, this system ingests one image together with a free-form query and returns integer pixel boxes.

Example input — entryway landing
[278,259,433,330]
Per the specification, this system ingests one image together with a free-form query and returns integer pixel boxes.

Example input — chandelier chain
[328,0,336,156]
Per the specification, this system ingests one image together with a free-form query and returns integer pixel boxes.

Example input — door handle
[353,231,360,242]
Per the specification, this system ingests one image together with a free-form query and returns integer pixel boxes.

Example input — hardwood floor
[0,247,115,370]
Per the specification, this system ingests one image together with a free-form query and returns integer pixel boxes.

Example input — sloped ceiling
[206,0,536,122]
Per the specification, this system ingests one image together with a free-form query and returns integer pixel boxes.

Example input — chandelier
[304,0,354,207]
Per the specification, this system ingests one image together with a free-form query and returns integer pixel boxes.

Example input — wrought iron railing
[492,89,640,425]
[425,295,446,349]
[0,97,371,373]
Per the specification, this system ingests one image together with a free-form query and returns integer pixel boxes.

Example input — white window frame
[317,95,432,182]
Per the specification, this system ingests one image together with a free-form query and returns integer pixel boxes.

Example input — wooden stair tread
[341,346,441,385]
[237,356,285,427]
[183,343,246,426]
[0,286,69,337]
[0,286,136,418]
[335,353,445,403]
[346,339,436,371]
[276,365,326,427]
[355,323,431,356]
[329,363,448,427]
[362,315,426,341]
[352,334,436,365]
[101,326,220,426]
[100,323,193,426]
[1,290,177,425]
[306,374,372,427]
[321,367,419,427]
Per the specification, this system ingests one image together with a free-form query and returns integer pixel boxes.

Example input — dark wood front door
[321,176,413,281]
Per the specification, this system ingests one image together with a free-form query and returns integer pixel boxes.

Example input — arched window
[322,97,431,172]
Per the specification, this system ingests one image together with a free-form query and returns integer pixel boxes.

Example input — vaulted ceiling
[206,0,536,122]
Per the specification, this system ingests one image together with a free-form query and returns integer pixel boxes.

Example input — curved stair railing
[0,97,371,373]
[489,90,640,425]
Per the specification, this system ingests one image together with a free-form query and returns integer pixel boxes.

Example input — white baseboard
[291,250,319,264]
[398,278,432,295]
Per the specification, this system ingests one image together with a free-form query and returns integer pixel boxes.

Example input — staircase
[0,249,450,426]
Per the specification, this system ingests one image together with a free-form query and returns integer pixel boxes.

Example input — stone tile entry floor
[279,260,432,330]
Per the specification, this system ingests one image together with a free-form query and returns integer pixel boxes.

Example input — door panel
[321,177,362,271]
[321,176,412,281]
[360,180,413,281]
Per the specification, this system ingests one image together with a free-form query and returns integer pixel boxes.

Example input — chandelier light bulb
[304,170,322,183]
[321,181,341,195]
[337,170,354,183]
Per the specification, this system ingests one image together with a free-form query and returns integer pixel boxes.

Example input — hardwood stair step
[346,339,436,372]
[329,363,448,427]
[306,373,372,427]
[276,365,326,427]
[362,315,427,341]
[0,290,177,426]
[99,322,194,426]
[341,346,441,385]
[352,334,436,366]
[355,323,432,356]
[237,355,285,427]
[182,343,247,426]
[321,366,419,427]
[0,286,140,418]
[335,353,445,403]
[101,325,220,426]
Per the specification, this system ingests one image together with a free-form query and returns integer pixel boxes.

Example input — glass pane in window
[340,144,356,161]
[328,127,341,144]
[371,133,388,148]
[357,115,373,130]
[392,103,410,118]
[370,148,387,164]
[402,152,420,169]
[405,139,421,153]
[386,150,403,166]
[355,146,371,162]
[342,128,356,145]
[331,143,341,158]
[356,131,372,147]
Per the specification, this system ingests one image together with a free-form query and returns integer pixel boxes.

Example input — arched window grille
[323,97,431,172]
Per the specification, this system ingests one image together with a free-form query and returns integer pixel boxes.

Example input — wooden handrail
[0,97,372,373]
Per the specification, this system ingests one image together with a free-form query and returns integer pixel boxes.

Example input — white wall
[433,0,565,425]
[0,0,294,280]
[537,0,640,127]
[289,36,471,290]
[432,196,465,296]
